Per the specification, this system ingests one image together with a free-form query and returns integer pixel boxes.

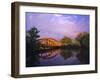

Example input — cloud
[26,13,89,40]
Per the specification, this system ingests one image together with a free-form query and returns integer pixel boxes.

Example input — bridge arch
[38,38,62,47]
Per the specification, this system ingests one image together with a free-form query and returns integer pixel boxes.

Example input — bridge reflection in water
[26,48,89,67]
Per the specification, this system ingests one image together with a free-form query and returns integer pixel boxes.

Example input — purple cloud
[26,12,89,40]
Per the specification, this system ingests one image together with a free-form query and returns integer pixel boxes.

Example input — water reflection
[39,49,60,59]
[77,48,89,64]
[26,48,89,67]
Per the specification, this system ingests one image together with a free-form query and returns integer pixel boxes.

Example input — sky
[26,12,89,40]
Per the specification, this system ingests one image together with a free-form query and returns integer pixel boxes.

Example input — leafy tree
[26,27,41,67]
[76,32,88,41]
[81,34,89,48]
[60,36,72,45]
[28,27,40,41]
[75,32,89,48]
[26,27,40,57]
[72,39,81,47]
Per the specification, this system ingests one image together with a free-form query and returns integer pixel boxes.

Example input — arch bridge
[38,38,62,49]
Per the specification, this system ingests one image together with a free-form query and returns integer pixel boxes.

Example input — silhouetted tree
[26,27,40,57]
[76,32,88,41]
[80,34,89,48]
[26,27,41,67]
[75,32,89,48]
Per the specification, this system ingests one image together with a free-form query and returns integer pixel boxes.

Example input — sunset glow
[26,12,89,40]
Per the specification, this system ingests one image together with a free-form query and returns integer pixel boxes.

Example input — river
[26,48,89,67]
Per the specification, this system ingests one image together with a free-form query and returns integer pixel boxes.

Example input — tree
[26,27,40,57]
[75,32,89,48]
[81,34,89,48]
[72,39,81,47]
[76,32,88,41]
[28,27,40,41]
[26,27,41,67]
[60,36,72,45]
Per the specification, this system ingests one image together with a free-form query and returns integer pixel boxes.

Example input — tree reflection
[77,48,89,64]
[26,48,89,67]
[26,54,40,67]
[60,48,89,64]
[60,49,72,60]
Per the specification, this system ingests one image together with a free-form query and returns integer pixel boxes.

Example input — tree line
[60,32,89,48]
[26,26,89,57]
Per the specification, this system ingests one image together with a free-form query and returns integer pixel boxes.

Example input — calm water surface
[26,48,89,67]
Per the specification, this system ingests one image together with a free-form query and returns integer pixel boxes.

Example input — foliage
[76,32,88,41]
[27,27,40,41]
[60,36,72,45]
[26,27,40,57]
[81,34,89,48]
[75,32,89,48]
[60,32,89,48]
[71,39,81,47]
